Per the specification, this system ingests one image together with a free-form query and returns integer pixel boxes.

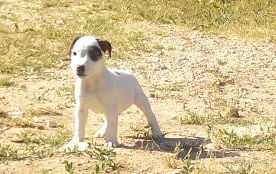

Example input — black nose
[76,65,85,75]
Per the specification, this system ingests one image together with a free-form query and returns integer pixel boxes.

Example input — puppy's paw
[59,140,89,152]
[153,134,164,142]
[95,129,106,138]
[152,129,164,142]
[104,140,121,148]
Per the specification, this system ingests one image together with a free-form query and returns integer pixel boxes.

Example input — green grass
[18,129,70,147]
[180,110,253,126]
[66,145,122,173]
[26,107,62,117]
[0,78,15,87]
[0,144,18,162]
[0,0,274,75]
[64,161,74,174]
[0,116,36,128]
[1,128,121,172]
[214,129,276,150]
[223,160,255,174]
[106,0,275,40]
[0,128,70,162]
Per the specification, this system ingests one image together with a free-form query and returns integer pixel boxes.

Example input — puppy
[62,36,163,150]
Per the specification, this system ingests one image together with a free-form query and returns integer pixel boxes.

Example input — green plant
[0,144,18,162]
[180,157,195,174]
[26,107,62,117]
[41,169,51,174]
[84,146,121,173]
[181,111,211,125]
[18,129,70,147]
[65,161,74,174]
[130,124,153,140]
[180,149,195,174]
[223,160,255,174]
[0,78,15,87]
[214,129,276,150]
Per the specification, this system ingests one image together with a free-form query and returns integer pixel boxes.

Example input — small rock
[8,110,24,118]
[170,169,182,174]
[45,120,58,128]
[5,128,26,143]
[149,93,156,98]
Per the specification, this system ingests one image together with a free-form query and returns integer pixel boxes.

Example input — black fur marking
[88,46,102,61]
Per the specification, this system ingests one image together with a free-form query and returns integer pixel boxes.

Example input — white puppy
[62,36,163,150]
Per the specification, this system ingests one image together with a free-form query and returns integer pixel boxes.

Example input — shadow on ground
[124,136,240,160]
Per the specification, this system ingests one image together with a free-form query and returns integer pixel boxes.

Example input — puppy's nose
[76,65,85,75]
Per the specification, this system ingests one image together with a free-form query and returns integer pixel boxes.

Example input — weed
[130,124,153,140]
[0,116,36,128]
[0,144,18,162]
[181,111,211,125]
[0,78,15,87]
[65,161,74,174]
[180,157,195,174]
[165,156,178,169]
[23,145,54,159]
[26,107,62,117]
[179,148,195,174]
[41,169,51,174]
[223,160,255,174]
[40,130,71,147]
[214,129,276,150]
[151,82,186,99]
[83,145,122,173]
[165,142,182,169]
[18,129,70,147]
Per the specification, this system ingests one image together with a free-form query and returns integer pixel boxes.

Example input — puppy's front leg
[72,102,88,142]
[104,108,120,148]
[61,102,89,152]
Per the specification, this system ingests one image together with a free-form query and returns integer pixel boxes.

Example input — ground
[0,0,275,174]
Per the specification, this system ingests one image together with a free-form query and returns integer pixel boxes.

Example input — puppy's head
[69,36,112,78]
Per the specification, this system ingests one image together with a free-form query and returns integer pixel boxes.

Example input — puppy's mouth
[76,74,87,78]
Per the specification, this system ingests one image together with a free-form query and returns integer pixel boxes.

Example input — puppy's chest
[78,91,106,114]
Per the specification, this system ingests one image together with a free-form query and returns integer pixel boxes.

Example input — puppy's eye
[72,52,77,56]
[90,52,98,58]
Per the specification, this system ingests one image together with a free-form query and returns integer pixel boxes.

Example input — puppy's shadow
[124,136,240,160]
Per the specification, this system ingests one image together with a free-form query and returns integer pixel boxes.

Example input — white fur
[61,36,163,151]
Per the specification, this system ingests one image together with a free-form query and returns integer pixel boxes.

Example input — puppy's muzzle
[76,65,86,76]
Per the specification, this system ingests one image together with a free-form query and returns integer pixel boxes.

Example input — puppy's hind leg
[95,120,107,138]
[134,91,163,141]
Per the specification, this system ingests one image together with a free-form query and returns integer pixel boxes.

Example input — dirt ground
[0,16,276,174]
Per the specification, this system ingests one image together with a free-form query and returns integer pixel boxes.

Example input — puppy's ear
[97,39,112,58]
[69,36,81,56]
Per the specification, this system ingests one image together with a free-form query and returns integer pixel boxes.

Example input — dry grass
[0,0,275,173]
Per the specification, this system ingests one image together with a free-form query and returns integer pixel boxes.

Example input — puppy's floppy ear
[97,39,112,58]
[69,36,81,56]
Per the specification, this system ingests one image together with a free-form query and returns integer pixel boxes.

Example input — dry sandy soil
[0,2,275,173]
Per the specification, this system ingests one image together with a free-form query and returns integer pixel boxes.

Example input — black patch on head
[115,71,121,75]
[87,46,102,61]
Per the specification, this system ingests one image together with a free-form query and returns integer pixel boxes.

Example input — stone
[8,110,24,118]
[170,169,182,174]
[45,120,58,128]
